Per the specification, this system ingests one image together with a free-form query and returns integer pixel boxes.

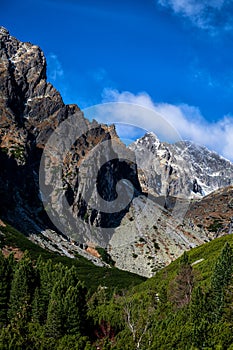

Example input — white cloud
[157,0,230,31]
[101,88,233,161]
[47,53,64,81]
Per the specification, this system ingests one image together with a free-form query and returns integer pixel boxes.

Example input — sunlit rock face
[129,132,233,198]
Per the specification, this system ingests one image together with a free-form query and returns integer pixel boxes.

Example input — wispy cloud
[157,0,232,32]
[101,88,233,161]
[46,53,71,103]
[47,53,64,81]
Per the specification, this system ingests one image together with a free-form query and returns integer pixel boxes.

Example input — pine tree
[32,258,52,324]
[7,251,35,324]
[62,266,87,335]
[63,283,87,335]
[31,287,41,324]
[45,281,65,339]
[190,287,212,348]
[32,257,67,325]
[0,252,14,327]
[180,251,189,265]
[45,266,72,337]
[210,242,233,321]
[45,266,87,339]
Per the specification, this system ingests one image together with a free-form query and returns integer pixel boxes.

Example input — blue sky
[2,0,233,159]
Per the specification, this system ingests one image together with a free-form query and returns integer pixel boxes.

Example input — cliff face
[129,132,233,198]
[109,132,233,277]
[1,27,232,277]
[0,27,141,252]
[0,26,68,226]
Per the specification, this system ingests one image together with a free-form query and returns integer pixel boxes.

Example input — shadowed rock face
[0,26,141,244]
[0,26,68,230]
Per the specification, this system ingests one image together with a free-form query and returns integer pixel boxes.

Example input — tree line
[1,242,233,349]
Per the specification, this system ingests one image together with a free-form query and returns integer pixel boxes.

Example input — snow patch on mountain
[129,132,233,198]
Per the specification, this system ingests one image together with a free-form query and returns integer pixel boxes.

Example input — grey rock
[1,27,232,277]
[129,132,233,198]
[0,26,141,258]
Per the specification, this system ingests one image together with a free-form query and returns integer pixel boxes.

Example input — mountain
[0,26,141,263]
[1,25,233,350]
[1,26,232,279]
[107,132,233,277]
[129,131,233,198]
[107,186,233,277]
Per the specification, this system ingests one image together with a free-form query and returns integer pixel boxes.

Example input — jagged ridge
[129,132,233,197]
[0,26,141,262]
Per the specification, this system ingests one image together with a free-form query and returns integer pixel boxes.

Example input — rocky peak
[130,133,233,198]
[134,131,160,151]
[0,26,9,36]
[0,27,141,251]
[1,27,232,277]
[0,26,64,130]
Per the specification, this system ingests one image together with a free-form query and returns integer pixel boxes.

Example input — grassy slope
[138,234,233,294]
[1,219,232,295]
[0,222,146,291]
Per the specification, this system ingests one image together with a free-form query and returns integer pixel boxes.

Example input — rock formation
[0,26,140,258]
[129,132,233,198]
[1,27,232,277]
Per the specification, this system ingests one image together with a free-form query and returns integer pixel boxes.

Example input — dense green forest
[1,228,233,349]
